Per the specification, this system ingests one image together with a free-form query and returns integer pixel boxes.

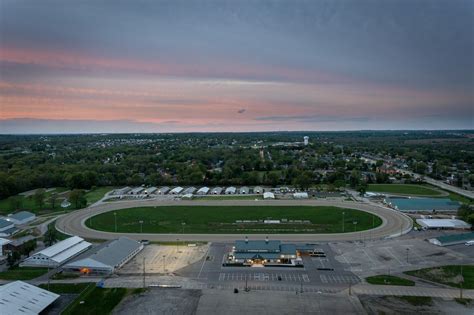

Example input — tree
[357,182,368,196]
[7,251,20,268]
[9,196,23,211]
[349,170,361,188]
[21,239,37,257]
[50,192,58,210]
[69,189,87,209]
[44,227,58,247]
[33,188,46,210]
[293,173,312,190]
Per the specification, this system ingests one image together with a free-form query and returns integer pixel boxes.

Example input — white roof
[31,236,92,264]
[198,187,210,193]
[416,219,471,229]
[263,192,275,199]
[0,237,12,246]
[0,281,59,315]
[170,187,184,193]
[225,187,236,192]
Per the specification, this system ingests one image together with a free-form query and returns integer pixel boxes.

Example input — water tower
[303,136,309,146]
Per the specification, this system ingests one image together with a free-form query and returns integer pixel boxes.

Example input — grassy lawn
[396,296,433,306]
[85,187,115,205]
[196,195,263,201]
[0,267,48,280]
[86,206,382,234]
[367,184,441,196]
[63,287,128,315]
[366,275,415,286]
[405,265,474,289]
[446,192,473,205]
[0,187,72,215]
[39,283,92,294]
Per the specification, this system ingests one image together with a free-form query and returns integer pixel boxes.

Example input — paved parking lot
[218,272,310,282]
[331,238,472,277]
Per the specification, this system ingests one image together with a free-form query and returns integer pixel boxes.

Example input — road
[397,169,474,199]
[55,199,412,242]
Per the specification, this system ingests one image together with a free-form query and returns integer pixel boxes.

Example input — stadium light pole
[342,212,345,233]
[353,221,357,233]
[139,220,144,233]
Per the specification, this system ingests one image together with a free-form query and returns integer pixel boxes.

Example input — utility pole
[143,257,146,288]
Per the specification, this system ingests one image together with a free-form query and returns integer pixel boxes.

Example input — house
[0,281,59,315]
[21,236,92,268]
[211,187,223,195]
[62,237,143,275]
[239,186,249,194]
[7,211,36,225]
[197,187,210,195]
[225,187,236,194]
[170,187,184,195]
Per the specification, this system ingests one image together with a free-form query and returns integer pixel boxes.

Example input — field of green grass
[0,187,71,215]
[405,265,474,289]
[0,267,48,280]
[39,283,92,294]
[85,187,115,205]
[86,206,382,234]
[367,184,441,196]
[63,287,128,315]
[365,275,415,286]
[396,296,433,306]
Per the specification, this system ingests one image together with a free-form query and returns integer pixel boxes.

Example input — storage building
[63,237,143,275]
[113,187,131,195]
[7,211,36,225]
[158,186,170,195]
[263,192,275,199]
[183,187,197,195]
[225,187,236,194]
[144,187,158,195]
[0,281,59,315]
[212,187,223,195]
[239,186,249,194]
[170,187,184,195]
[293,192,309,199]
[416,219,471,230]
[253,186,263,194]
[0,218,16,236]
[197,187,210,195]
[21,236,92,267]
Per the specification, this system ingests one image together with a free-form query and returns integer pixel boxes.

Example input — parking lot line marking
[302,274,310,282]
[381,247,405,266]
[197,246,210,279]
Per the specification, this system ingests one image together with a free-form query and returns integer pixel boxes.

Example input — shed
[239,186,249,194]
[197,187,210,195]
[212,187,223,195]
[293,192,309,199]
[170,187,184,195]
[225,187,236,194]
[263,192,275,199]
[158,186,170,195]
[253,186,263,194]
[183,187,197,195]
[144,187,158,195]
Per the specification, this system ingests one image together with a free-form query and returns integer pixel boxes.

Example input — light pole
[182,222,186,234]
[353,221,357,232]
[342,212,345,233]
[114,212,117,232]
[139,220,144,233]
[317,290,322,313]
[163,255,166,273]
[89,208,93,228]
[143,257,146,288]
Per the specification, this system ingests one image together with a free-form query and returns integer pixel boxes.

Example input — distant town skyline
[1,0,473,133]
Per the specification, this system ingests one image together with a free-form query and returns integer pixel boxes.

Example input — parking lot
[330,238,472,277]
[119,243,209,275]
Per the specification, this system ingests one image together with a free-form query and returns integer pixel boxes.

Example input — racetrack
[56,199,412,242]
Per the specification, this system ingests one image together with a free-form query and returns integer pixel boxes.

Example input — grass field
[39,283,92,294]
[86,206,382,234]
[0,187,71,215]
[0,267,48,280]
[367,184,441,196]
[63,287,128,315]
[405,265,474,289]
[365,275,415,286]
[396,296,433,306]
[85,187,115,205]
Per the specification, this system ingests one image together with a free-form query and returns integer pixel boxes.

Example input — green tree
[9,196,23,211]
[33,188,46,210]
[7,251,20,268]
[50,192,59,210]
[69,189,87,209]
[293,173,312,190]
[21,239,37,257]
[44,227,58,247]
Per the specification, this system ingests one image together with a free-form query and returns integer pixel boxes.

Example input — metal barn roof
[0,281,59,315]
[8,211,35,221]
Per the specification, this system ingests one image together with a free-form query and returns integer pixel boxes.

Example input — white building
[293,192,309,199]
[183,187,197,195]
[63,237,143,275]
[253,186,263,194]
[212,187,223,195]
[158,186,170,194]
[21,236,92,267]
[0,237,11,256]
[129,187,145,195]
[113,187,131,195]
[0,281,59,315]
[239,186,249,194]
[225,187,236,194]
[263,192,275,199]
[0,218,16,236]
[7,211,36,225]
[304,136,309,146]
[416,219,471,230]
[197,187,210,195]
[170,187,184,195]
[144,187,158,195]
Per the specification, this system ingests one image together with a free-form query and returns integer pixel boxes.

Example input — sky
[0,0,473,133]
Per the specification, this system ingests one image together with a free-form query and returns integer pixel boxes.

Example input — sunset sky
[0,0,473,133]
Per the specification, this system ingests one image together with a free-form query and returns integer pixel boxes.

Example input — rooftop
[0,218,14,229]
[235,240,281,252]
[434,232,474,244]
[8,211,35,221]
[0,281,59,315]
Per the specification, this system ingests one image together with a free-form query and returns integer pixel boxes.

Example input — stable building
[158,186,170,195]
[239,186,249,194]
[183,187,197,195]
[212,187,223,195]
[225,238,303,267]
[225,186,236,194]
[62,237,143,275]
[129,187,145,195]
[416,219,471,230]
[7,211,36,225]
[170,187,184,195]
[113,187,131,195]
[263,192,275,199]
[197,187,210,195]
[0,218,16,236]
[0,238,11,256]
[144,187,158,195]
[253,186,263,194]
[21,236,92,267]
[0,281,59,315]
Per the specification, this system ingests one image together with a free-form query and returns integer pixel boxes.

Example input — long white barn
[21,236,92,268]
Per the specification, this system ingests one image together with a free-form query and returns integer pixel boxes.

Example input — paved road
[56,199,412,242]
